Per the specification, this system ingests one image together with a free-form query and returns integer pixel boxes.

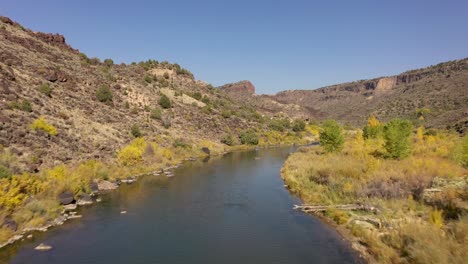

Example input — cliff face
[218,80,255,96]
[270,59,468,133]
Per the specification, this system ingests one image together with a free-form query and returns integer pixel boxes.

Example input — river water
[2,147,362,264]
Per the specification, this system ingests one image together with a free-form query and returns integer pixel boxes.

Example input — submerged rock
[63,204,77,211]
[35,243,53,251]
[76,193,93,205]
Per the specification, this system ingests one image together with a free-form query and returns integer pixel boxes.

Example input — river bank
[281,132,467,264]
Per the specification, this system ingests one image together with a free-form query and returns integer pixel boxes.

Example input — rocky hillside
[0,16,279,173]
[270,59,468,133]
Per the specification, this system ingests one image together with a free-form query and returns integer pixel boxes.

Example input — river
[1,147,362,264]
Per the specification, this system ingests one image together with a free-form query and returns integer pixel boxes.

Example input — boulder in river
[97,180,118,191]
[57,191,75,205]
[201,147,210,155]
[89,181,99,194]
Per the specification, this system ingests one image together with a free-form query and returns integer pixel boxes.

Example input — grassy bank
[281,122,467,263]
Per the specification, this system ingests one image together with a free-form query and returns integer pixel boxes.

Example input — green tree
[158,94,172,109]
[96,85,113,103]
[319,120,344,153]
[383,118,413,159]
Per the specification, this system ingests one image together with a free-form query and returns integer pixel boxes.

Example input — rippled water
[1,147,363,264]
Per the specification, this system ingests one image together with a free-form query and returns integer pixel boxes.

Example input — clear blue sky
[2,1,467,94]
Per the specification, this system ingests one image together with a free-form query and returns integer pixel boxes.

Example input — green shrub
[96,85,113,103]
[292,119,306,132]
[269,118,290,132]
[144,75,153,83]
[319,120,344,153]
[150,108,162,120]
[130,124,142,138]
[201,95,210,104]
[221,134,235,146]
[158,94,172,109]
[452,135,468,167]
[0,165,12,179]
[383,118,413,159]
[38,83,52,97]
[240,129,259,145]
[30,117,57,136]
[9,99,32,112]
[161,114,171,129]
[221,110,231,118]
[192,92,202,100]
[103,58,114,67]
[173,138,191,149]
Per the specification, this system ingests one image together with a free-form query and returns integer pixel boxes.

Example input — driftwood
[294,204,379,213]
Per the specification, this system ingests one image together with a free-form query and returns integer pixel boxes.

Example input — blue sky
[2,0,467,94]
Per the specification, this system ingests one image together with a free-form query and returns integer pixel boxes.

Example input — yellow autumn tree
[363,115,382,139]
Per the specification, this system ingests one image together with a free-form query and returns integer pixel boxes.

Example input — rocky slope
[269,59,468,133]
[0,16,282,173]
[218,81,312,119]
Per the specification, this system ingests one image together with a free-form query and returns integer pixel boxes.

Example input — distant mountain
[269,58,468,133]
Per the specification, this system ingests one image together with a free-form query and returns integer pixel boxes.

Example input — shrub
[429,208,444,228]
[144,75,153,83]
[363,115,383,139]
[161,114,171,128]
[319,120,344,152]
[0,165,12,179]
[38,83,52,97]
[30,117,57,136]
[117,138,146,166]
[150,108,162,120]
[451,135,468,168]
[103,58,114,67]
[163,72,170,79]
[201,95,210,104]
[292,119,306,132]
[269,118,290,132]
[173,138,191,149]
[130,124,142,138]
[221,134,235,146]
[158,94,172,109]
[383,118,413,159]
[240,129,259,145]
[9,99,32,112]
[96,85,113,103]
[221,110,231,118]
[191,92,202,100]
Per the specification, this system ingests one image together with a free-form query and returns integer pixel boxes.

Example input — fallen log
[293,204,379,213]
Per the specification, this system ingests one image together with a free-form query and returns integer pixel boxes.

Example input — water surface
[2,147,362,264]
